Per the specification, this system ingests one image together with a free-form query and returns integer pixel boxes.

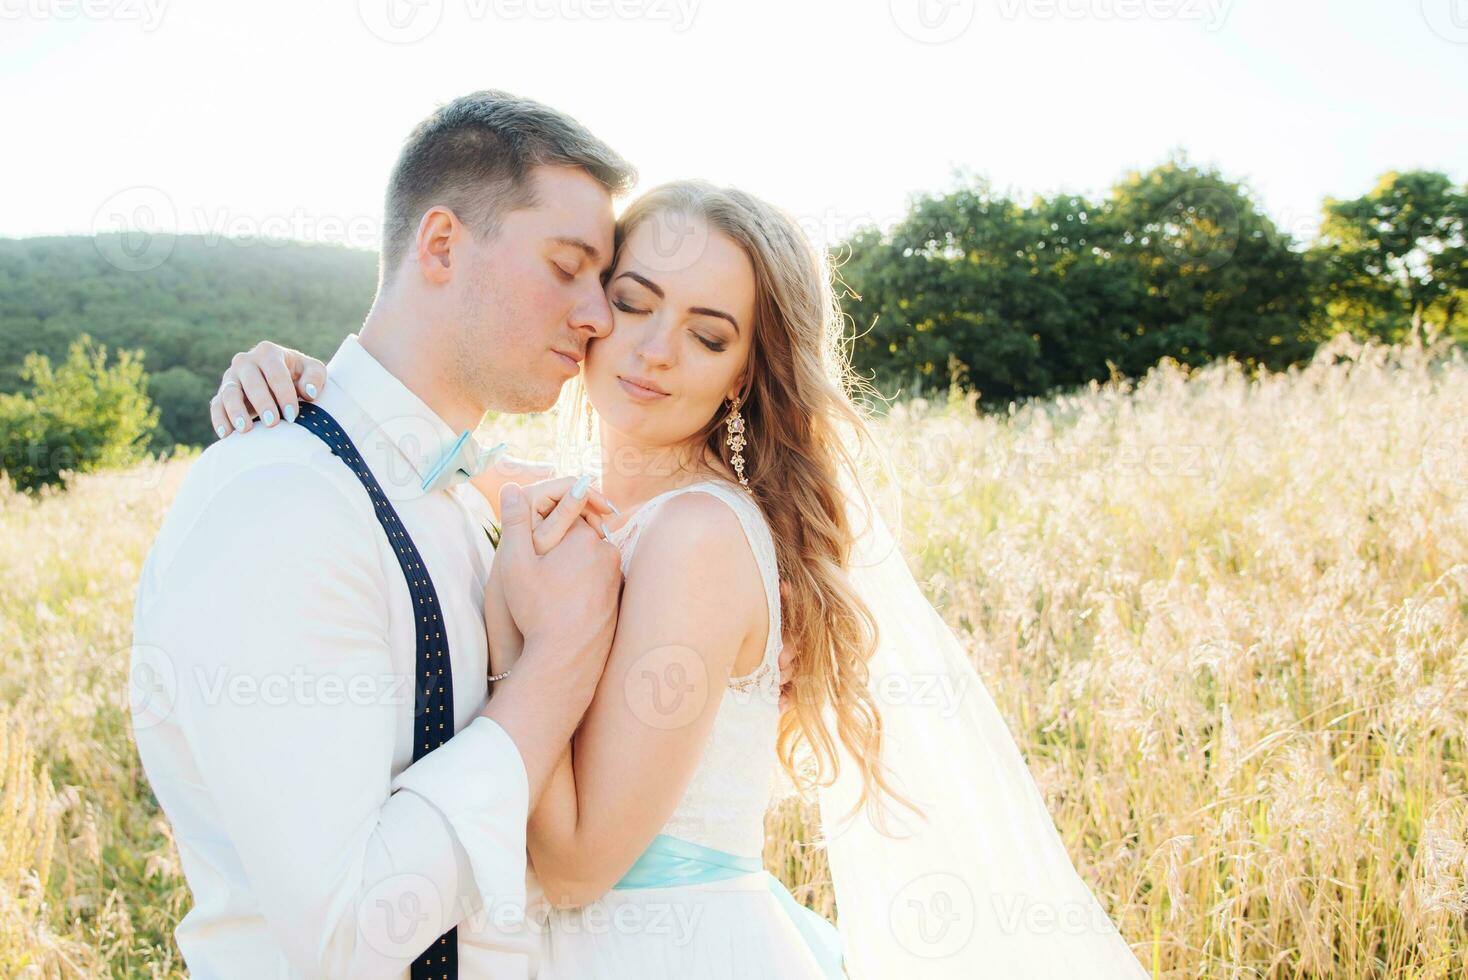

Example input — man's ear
[415,206,459,285]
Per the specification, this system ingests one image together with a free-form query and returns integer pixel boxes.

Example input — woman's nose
[635,321,675,367]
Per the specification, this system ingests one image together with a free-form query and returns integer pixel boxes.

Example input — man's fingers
[532,486,593,555]
[497,483,532,563]
[530,477,578,519]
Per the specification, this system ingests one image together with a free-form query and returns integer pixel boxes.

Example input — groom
[131,91,635,978]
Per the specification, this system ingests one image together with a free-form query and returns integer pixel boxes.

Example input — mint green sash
[613,833,844,977]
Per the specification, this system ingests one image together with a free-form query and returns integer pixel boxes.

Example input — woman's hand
[484,474,619,682]
[209,341,328,438]
[519,475,619,553]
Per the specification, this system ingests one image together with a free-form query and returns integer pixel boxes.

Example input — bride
[207,180,1147,978]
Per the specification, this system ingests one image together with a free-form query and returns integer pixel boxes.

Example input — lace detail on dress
[606,479,783,856]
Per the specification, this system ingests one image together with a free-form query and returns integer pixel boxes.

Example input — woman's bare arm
[525,492,767,907]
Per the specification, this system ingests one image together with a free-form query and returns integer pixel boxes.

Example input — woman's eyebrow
[614,270,664,298]
[614,270,739,334]
[689,307,740,335]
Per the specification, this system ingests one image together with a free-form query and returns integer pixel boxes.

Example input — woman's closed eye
[612,296,729,352]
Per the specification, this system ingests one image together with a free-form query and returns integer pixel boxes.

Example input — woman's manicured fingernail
[233,416,246,432]
[571,474,591,500]
[215,424,227,439]
[262,409,277,426]
[599,522,612,542]
[606,499,621,515]
[284,404,297,423]
[304,383,318,398]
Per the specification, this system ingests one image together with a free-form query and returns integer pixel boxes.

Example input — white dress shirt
[132,334,536,979]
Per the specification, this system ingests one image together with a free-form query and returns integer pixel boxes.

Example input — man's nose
[572,284,613,339]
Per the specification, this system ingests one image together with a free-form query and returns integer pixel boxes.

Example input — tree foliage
[838,160,1324,405]
[1316,170,1468,340]
[0,335,158,492]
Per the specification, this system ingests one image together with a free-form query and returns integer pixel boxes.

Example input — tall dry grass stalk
[0,333,1463,976]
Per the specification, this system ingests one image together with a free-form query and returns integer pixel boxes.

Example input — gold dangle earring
[724,396,749,487]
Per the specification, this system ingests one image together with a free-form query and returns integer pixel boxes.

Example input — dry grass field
[2,333,1465,977]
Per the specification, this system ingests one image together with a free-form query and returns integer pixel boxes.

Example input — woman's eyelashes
[610,295,728,353]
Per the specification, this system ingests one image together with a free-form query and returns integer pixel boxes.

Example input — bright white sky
[3,0,1465,249]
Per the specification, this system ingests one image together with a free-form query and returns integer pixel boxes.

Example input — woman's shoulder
[628,484,770,587]
[637,486,755,559]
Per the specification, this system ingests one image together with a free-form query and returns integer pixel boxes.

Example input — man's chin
[499,378,565,415]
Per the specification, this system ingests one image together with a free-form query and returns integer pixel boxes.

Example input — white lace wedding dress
[529,480,840,979]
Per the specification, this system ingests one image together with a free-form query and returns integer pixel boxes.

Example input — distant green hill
[0,235,378,447]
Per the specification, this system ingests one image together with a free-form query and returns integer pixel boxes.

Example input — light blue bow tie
[420,430,508,493]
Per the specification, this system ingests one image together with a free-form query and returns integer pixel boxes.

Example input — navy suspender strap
[294,401,459,980]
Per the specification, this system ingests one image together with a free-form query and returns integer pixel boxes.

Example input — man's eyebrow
[689,307,740,335]
[614,270,664,298]
[553,237,609,272]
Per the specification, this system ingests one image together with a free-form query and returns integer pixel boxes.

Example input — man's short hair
[381,90,636,282]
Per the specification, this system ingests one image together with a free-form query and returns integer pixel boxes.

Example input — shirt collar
[324,334,503,495]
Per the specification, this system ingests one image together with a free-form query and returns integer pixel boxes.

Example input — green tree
[146,365,219,448]
[0,335,158,492]
[836,160,1317,406]
[1095,160,1319,374]
[1317,170,1468,340]
[839,184,1056,403]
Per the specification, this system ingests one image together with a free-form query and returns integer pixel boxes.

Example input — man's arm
[141,461,526,978]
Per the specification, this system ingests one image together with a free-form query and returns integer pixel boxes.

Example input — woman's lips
[618,376,670,403]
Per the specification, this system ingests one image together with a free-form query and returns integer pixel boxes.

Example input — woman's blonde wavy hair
[598,180,916,823]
